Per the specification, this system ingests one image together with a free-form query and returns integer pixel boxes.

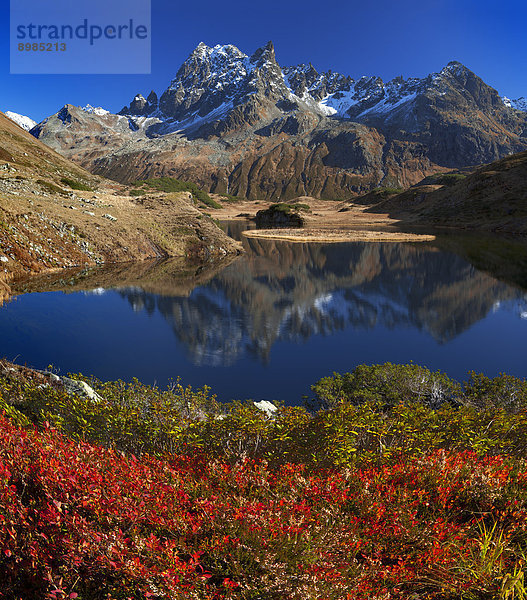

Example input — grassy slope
[0,113,240,297]
[366,151,527,234]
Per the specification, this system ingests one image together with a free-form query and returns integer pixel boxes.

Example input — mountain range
[28,41,527,200]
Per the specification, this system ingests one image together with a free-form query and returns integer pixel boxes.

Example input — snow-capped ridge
[121,43,504,127]
[51,43,526,141]
[82,104,110,116]
[5,110,37,131]
[502,96,527,112]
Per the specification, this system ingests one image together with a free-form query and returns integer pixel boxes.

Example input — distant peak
[440,60,471,76]
[82,104,110,116]
[193,41,209,52]
[188,42,246,61]
[5,110,37,131]
[146,90,158,105]
[251,40,276,64]
[186,41,211,61]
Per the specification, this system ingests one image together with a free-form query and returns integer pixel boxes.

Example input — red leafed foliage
[1,414,526,599]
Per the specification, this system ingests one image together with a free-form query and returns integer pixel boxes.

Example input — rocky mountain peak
[174,42,248,84]
[119,92,159,117]
[441,60,467,72]
[436,60,503,110]
[153,42,255,121]
[250,40,276,64]
[245,41,290,101]
[31,42,527,201]
[146,90,158,106]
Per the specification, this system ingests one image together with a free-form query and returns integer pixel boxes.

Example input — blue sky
[2,0,526,122]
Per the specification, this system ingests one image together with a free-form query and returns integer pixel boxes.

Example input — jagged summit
[442,60,467,71]
[31,41,527,201]
[116,43,526,129]
[250,40,275,62]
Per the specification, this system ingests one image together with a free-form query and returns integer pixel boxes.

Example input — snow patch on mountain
[82,104,110,116]
[319,90,359,117]
[5,111,37,131]
[502,96,527,111]
[357,92,418,118]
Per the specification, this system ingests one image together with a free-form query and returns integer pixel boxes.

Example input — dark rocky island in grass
[254,202,309,227]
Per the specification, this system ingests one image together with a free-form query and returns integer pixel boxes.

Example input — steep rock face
[31,43,527,200]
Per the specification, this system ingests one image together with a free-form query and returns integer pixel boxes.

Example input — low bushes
[131,177,221,209]
[1,362,527,598]
[1,416,526,599]
[60,177,94,192]
[2,363,527,467]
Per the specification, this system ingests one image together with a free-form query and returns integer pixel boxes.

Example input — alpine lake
[1,222,526,405]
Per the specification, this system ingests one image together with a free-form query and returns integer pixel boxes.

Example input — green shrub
[269,202,310,214]
[133,177,221,208]
[60,177,93,191]
[36,179,66,195]
[311,362,459,409]
[371,187,404,198]
[420,173,467,187]
[462,371,527,412]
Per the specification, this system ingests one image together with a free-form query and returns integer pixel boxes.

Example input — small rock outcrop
[61,377,104,402]
[253,400,278,417]
[255,204,305,228]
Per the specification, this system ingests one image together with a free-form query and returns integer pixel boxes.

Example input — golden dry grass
[242,228,435,243]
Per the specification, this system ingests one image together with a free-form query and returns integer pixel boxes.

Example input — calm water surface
[1,231,526,404]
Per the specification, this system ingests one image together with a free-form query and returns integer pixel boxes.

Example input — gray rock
[253,400,277,417]
[62,377,103,402]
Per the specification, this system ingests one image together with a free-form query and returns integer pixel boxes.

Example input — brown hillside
[366,151,527,234]
[0,112,241,301]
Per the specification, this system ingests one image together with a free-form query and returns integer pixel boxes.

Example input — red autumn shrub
[1,414,526,599]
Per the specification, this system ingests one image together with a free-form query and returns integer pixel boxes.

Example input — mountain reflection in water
[117,238,524,366]
[1,236,526,403]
